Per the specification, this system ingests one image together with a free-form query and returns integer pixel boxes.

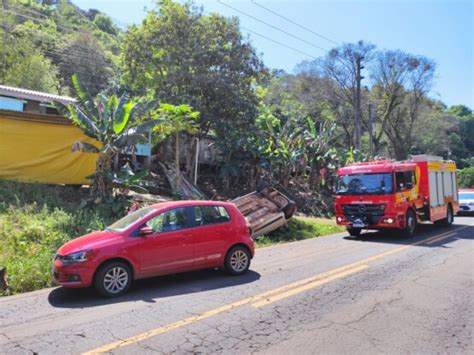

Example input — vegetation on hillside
[0,0,120,95]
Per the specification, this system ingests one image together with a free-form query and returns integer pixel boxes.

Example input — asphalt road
[1,217,473,354]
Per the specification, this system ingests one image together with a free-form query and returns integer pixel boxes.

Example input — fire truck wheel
[441,204,454,226]
[403,210,417,237]
[347,227,362,237]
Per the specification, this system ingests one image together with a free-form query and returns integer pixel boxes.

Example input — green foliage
[57,76,159,197]
[459,167,474,188]
[121,0,265,147]
[0,181,125,294]
[93,13,118,36]
[254,217,344,247]
[152,104,200,143]
[58,33,116,96]
[0,31,59,93]
[151,103,200,193]
[0,0,120,95]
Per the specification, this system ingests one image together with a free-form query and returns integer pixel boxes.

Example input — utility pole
[368,103,374,158]
[354,55,364,151]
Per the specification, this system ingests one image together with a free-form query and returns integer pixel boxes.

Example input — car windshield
[107,206,157,232]
[459,192,474,200]
[336,173,393,195]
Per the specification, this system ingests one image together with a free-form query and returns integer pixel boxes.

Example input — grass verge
[0,181,126,295]
[254,217,344,248]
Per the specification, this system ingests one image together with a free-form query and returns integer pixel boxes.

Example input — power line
[250,0,339,46]
[240,26,318,60]
[216,0,328,53]
[2,8,87,34]
[200,8,318,60]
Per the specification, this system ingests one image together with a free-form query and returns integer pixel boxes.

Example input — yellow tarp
[0,113,98,185]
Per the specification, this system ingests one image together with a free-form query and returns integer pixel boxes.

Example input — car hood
[58,230,122,256]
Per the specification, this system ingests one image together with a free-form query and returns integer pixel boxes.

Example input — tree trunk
[174,132,181,193]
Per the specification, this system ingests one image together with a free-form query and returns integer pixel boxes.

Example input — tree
[121,0,265,149]
[459,167,474,188]
[297,41,375,150]
[58,32,116,96]
[93,13,118,36]
[447,105,474,167]
[57,75,159,198]
[152,104,199,193]
[370,50,435,159]
[0,31,59,93]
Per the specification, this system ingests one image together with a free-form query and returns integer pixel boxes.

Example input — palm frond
[71,74,99,122]
[71,141,100,153]
[115,133,148,148]
[114,97,135,135]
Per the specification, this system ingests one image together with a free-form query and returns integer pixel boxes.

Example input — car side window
[146,207,189,233]
[193,206,230,226]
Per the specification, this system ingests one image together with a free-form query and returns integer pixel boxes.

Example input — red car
[53,201,254,297]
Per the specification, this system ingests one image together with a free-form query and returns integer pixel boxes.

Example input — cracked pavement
[0,217,473,354]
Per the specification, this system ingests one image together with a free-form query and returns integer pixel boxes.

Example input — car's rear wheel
[94,262,132,297]
[347,227,362,237]
[225,246,251,275]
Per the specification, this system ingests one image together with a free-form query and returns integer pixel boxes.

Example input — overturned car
[232,185,296,237]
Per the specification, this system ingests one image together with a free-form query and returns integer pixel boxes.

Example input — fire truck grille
[342,204,385,216]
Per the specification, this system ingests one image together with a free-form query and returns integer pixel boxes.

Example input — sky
[73,0,474,108]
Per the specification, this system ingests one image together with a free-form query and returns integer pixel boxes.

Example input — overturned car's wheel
[282,201,297,219]
[256,182,270,193]
[225,246,251,275]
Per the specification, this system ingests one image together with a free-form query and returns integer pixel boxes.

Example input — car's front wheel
[94,261,132,297]
[225,246,251,275]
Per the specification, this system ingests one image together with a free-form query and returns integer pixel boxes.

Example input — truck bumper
[335,213,403,229]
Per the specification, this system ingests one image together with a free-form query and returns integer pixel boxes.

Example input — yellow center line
[425,232,456,245]
[251,264,369,308]
[83,225,469,354]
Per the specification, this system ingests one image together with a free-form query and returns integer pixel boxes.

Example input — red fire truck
[334,155,459,237]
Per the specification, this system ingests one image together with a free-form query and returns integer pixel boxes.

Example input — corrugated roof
[0,85,76,105]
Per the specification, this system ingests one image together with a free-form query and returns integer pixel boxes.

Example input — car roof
[150,200,234,210]
[459,189,474,192]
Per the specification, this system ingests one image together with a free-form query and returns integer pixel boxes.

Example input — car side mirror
[139,226,153,236]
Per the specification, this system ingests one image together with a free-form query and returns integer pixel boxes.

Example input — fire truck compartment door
[429,172,439,207]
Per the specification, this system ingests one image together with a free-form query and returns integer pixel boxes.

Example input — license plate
[352,222,365,228]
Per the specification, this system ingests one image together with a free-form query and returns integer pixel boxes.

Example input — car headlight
[59,250,92,265]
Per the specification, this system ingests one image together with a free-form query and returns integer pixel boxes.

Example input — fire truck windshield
[336,173,393,195]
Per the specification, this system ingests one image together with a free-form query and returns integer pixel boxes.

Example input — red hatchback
[53,201,254,297]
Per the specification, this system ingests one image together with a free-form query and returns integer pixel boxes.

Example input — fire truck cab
[334,155,459,237]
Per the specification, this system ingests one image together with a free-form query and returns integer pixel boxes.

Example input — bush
[254,217,344,247]
[0,181,129,294]
[459,167,474,188]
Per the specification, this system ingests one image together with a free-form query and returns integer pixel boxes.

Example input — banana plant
[56,74,161,198]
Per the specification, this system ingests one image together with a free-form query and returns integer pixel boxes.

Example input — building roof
[0,85,76,105]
